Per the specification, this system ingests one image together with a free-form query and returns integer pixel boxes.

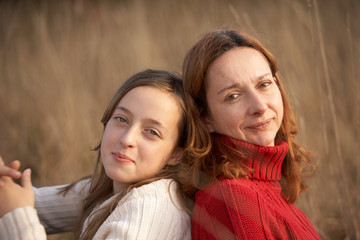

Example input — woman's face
[101,86,182,193]
[205,47,283,146]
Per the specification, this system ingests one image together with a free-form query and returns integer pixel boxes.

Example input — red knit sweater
[192,136,321,240]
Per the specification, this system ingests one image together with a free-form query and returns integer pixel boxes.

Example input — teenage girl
[0,69,203,240]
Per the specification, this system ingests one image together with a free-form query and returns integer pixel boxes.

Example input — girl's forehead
[122,86,176,104]
[118,86,182,118]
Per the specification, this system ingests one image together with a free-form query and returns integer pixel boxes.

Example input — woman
[183,29,321,239]
[0,69,203,240]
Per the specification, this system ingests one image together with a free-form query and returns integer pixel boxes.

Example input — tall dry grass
[0,0,359,239]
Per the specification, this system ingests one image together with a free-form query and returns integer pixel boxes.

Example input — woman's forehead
[206,48,272,87]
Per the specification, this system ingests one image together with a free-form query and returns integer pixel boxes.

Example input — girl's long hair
[182,28,317,203]
[62,69,210,239]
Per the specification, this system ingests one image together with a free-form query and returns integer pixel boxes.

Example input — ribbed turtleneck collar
[214,135,289,181]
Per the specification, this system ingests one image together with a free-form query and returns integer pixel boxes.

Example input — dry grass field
[0,0,359,239]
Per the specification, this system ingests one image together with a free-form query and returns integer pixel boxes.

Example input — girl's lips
[247,119,272,130]
[112,153,134,163]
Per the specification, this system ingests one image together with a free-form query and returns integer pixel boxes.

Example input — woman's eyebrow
[217,73,273,95]
[217,83,240,95]
[249,73,274,84]
[255,73,273,81]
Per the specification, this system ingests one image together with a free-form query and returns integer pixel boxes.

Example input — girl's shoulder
[94,179,191,240]
[95,179,182,212]
[127,179,178,196]
[121,179,180,205]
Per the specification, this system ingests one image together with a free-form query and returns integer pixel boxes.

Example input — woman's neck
[215,135,289,181]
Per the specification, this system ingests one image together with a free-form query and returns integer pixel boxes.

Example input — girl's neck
[113,181,129,194]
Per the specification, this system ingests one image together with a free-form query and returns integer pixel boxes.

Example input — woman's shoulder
[203,177,255,193]
[196,177,259,204]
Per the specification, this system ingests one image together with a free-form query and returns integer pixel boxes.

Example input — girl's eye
[145,129,161,138]
[115,116,128,124]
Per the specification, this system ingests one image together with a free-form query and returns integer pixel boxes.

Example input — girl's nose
[119,127,137,148]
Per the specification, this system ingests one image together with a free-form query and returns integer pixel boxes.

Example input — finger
[8,160,21,171]
[0,165,21,179]
[0,157,21,179]
[21,168,33,189]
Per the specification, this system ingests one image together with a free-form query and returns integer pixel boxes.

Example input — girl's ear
[167,148,183,166]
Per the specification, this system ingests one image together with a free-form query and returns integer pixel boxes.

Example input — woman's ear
[274,76,279,86]
[203,116,215,132]
[167,148,183,166]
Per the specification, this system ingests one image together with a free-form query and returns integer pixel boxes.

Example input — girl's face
[101,86,182,193]
[205,47,283,146]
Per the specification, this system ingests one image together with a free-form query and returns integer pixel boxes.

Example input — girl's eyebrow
[115,106,168,132]
[217,73,273,95]
[144,118,167,132]
[115,106,131,114]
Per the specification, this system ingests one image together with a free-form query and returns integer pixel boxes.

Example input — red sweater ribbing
[192,136,321,240]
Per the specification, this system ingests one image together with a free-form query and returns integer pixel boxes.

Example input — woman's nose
[247,92,267,115]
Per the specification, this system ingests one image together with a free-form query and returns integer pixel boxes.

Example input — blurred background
[0,0,359,239]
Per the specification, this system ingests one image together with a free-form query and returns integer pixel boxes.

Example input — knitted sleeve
[192,178,270,240]
[93,179,191,240]
[34,179,90,234]
[0,206,46,240]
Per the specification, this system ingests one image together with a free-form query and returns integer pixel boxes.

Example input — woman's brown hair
[69,69,207,239]
[182,28,316,203]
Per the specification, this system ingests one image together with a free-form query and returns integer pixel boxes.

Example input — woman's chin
[246,136,275,147]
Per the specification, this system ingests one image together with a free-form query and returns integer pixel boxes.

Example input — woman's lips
[112,153,134,163]
[247,119,272,130]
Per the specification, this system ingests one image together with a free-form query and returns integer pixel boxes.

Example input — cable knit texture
[0,206,46,240]
[192,135,321,240]
[35,179,89,234]
[0,179,191,240]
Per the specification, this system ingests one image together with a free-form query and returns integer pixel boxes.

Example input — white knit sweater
[0,179,191,240]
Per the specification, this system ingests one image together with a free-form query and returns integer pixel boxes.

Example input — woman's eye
[259,81,271,88]
[225,93,239,102]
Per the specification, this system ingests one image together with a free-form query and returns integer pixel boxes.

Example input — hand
[0,166,34,217]
[0,156,22,186]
